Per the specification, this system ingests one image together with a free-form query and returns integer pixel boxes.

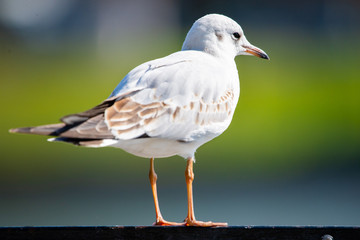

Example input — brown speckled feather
[104,89,235,141]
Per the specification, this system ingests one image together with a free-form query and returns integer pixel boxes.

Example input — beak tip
[244,48,269,60]
[258,51,269,60]
[263,54,270,60]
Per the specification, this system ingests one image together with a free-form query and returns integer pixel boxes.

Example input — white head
[182,14,269,60]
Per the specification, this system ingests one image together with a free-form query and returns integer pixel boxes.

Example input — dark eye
[232,32,240,39]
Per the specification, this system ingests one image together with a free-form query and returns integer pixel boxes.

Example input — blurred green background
[1,0,359,226]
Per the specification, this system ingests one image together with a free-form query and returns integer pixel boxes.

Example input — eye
[232,32,240,40]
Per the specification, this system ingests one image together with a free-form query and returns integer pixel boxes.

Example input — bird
[10,14,269,227]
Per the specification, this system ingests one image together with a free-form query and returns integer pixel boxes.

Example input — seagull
[10,14,269,227]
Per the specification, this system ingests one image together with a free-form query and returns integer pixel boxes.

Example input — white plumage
[10,13,269,227]
[103,50,239,158]
[11,14,269,159]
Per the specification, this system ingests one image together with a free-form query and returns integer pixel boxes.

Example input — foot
[153,218,185,226]
[184,218,228,227]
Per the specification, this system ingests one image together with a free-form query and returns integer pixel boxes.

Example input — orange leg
[149,158,184,226]
[184,157,228,227]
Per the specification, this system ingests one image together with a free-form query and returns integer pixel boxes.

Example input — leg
[149,158,184,226]
[184,157,228,227]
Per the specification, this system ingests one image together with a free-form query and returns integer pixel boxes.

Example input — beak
[245,46,269,60]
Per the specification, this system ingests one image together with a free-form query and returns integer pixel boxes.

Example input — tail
[9,123,116,147]
[9,96,124,148]
[9,123,67,136]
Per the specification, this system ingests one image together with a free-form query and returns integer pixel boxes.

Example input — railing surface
[1,226,359,240]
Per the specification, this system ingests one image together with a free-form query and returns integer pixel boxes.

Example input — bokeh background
[1,0,359,226]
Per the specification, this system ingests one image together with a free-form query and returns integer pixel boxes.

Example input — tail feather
[9,123,66,136]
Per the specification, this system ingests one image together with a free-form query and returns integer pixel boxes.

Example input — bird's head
[182,14,269,61]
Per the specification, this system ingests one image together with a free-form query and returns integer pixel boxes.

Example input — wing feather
[56,51,238,142]
[59,115,114,139]
[104,89,235,141]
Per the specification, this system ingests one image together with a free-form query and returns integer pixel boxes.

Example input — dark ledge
[1,226,359,240]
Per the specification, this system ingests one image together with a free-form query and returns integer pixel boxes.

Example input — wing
[30,50,239,143]
[104,89,235,141]
[104,50,239,141]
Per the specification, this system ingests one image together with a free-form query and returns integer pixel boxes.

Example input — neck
[182,45,235,66]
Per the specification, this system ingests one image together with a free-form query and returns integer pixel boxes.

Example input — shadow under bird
[10,14,269,227]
